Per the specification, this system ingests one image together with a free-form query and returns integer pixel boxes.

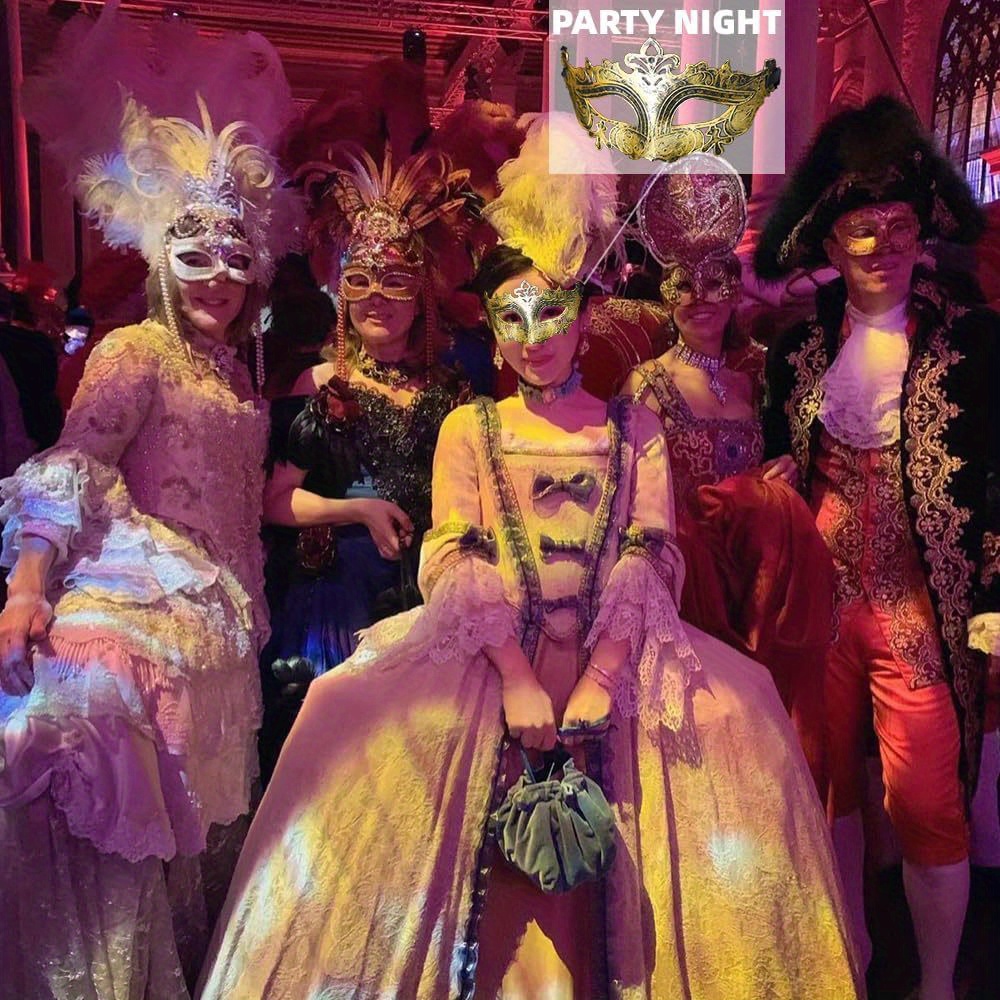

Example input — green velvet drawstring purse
[488,747,617,894]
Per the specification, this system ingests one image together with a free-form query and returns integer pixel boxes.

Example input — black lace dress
[259,370,464,775]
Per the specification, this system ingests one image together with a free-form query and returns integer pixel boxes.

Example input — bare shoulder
[289,361,337,397]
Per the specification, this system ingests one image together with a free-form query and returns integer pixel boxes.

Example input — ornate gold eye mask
[486,280,582,345]
[561,38,780,163]
[340,265,422,302]
[832,205,920,257]
[660,257,741,305]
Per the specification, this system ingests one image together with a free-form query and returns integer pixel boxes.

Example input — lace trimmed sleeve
[585,403,700,735]
[0,324,158,568]
[386,404,520,661]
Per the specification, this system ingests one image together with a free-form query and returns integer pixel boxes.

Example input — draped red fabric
[679,472,834,796]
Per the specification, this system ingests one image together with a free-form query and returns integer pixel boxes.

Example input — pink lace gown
[197,395,861,1000]
[0,320,268,999]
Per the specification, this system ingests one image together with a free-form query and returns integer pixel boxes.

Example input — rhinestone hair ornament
[637,152,747,304]
[561,38,780,162]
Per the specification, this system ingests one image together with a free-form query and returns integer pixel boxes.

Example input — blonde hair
[146,263,266,346]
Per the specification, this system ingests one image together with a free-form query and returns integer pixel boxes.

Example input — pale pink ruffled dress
[0,320,268,999]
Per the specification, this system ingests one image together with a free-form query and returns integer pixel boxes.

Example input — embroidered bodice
[278,373,461,534]
[4,320,268,612]
[495,425,612,644]
[634,360,762,511]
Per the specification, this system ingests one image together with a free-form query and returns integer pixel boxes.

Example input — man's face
[823,201,921,309]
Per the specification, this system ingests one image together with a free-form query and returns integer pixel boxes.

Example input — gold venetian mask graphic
[561,38,780,162]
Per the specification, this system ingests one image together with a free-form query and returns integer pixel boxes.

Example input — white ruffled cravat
[818,298,911,449]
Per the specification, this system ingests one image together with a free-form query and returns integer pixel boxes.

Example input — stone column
[741,1,818,254]
[678,0,717,124]
[5,0,30,264]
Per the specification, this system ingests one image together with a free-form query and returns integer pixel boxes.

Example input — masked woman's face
[485,268,583,387]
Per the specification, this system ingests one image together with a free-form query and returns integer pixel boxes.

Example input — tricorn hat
[754,95,985,279]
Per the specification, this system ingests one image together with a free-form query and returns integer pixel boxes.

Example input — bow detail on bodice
[531,471,597,503]
[458,524,498,562]
[539,534,588,560]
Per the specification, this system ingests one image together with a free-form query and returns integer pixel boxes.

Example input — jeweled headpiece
[638,153,746,304]
[297,145,472,374]
[298,146,470,272]
[561,38,780,162]
[78,96,297,287]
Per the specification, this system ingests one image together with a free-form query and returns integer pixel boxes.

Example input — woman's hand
[502,670,557,751]
[562,674,613,730]
[0,592,53,695]
[762,453,799,486]
[359,499,415,560]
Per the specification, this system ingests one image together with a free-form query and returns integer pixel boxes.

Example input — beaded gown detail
[198,396,860,1000]
[632,356,834,792]
[0,320,268,999]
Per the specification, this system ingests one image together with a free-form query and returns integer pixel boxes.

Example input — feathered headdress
[295,143,473,374]
[297,144,471,273]
[480,112,622,286]
[78,95,299,286]
[22,0,302,287]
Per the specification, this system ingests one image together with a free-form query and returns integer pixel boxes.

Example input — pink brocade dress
[0,320,268,1000]
[197,395,860,1000]
[632,359,834,792]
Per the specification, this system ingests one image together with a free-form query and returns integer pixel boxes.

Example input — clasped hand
[0,591,53,695]
[359,499,414,561]
[502,670,612,750]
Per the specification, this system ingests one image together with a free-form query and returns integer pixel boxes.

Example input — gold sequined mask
[486,280,582,346]
[660,257,741,305]
[831,204,920,257]
[340,264,422,302]
[561,38,780,162]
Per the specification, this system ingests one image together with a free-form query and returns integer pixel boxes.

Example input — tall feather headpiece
[481,113,622,286]
[77,95,300,285]
[21,0,302,287]
[296,143,472,274]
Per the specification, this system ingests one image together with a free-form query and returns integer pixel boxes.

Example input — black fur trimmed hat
[754,95,985,279]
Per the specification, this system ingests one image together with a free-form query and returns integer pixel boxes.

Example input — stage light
[402,28,426,66]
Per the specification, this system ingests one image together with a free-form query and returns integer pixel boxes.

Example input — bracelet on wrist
[584,662,617,693]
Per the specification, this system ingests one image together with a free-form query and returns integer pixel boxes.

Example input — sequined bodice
[638,360,762,511]
[352,383,456,533]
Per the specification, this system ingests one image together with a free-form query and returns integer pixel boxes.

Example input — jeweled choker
[675,336,727,404]
[517,367,583,405]
[356,349,417,389]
